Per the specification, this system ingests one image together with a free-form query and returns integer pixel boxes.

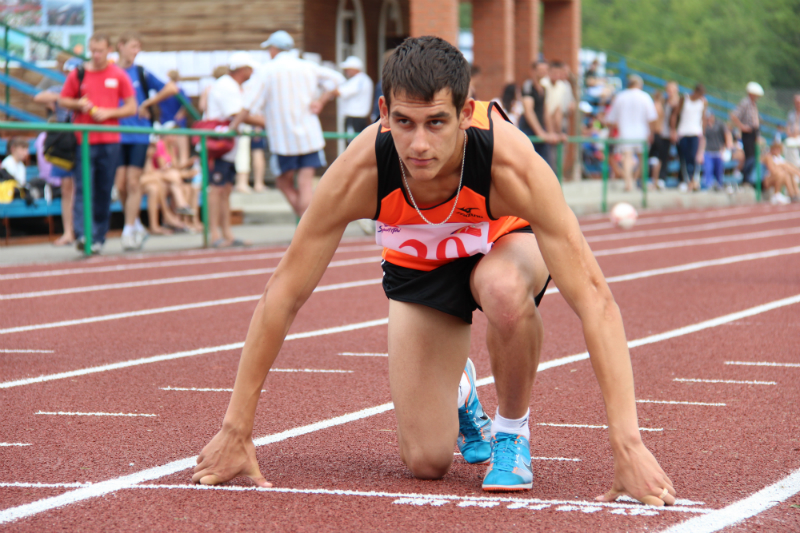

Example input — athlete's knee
[475,269,536,331]
[401,446,453,480]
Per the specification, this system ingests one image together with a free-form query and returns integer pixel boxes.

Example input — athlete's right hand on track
[191,427,271,488]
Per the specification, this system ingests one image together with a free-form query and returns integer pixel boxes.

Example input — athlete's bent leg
[388,301,471,479]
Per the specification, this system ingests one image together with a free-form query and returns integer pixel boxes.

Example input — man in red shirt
[59,33,136,253]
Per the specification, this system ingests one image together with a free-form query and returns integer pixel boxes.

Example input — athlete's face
[118,39,141,65]
[380,88,474,182]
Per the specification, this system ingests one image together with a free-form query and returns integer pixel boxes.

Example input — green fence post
[199,135,210,248]
[81,130,92,256]
[4,26,9,118]
[601,141,609,213]
[754,142,762,202]
[641,140,649,209]
[555,142,563,184]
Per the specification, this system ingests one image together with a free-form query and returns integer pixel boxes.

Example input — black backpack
[43,66,84,171]
[136,65,160,123]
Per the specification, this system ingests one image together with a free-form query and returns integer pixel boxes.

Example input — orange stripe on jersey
[470,101,491,130]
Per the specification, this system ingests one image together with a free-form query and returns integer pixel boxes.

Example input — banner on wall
[0,0,93,61]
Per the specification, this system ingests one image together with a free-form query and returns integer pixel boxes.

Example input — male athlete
[193,37,676,504]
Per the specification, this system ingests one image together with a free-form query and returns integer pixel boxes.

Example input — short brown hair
[8,137,29,151]
[382,36,470,112]
[117,31,143,47]
[89,33,111,46]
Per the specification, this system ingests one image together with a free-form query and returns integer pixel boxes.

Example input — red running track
[1,204,799,532]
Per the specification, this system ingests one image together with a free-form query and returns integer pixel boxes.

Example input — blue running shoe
[482,432,533,491]
[457,358,492,464]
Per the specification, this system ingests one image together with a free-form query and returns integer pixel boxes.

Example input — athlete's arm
[192,124,380,487]
[488,118,676,506]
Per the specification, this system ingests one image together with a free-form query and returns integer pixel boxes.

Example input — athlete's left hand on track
[595,440,676,506]
[191,427,272,488]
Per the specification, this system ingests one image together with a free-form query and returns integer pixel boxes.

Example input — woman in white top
[675,84,706,190]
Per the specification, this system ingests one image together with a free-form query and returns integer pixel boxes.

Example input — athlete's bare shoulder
[308,122,380,224]
[488,114,561,220]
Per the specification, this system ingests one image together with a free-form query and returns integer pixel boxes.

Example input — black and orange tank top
[374,100,529,271]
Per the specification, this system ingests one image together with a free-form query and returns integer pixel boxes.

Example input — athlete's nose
[409,125,431,155]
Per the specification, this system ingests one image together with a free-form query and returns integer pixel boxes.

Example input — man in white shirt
[249,30,345,217]
[335,56,373,144]
[205,52,259,247]
[2,138,29,186]
[541,61,572,142]
[605,75,658,191]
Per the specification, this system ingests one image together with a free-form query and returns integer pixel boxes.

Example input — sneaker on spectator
[121,232,137,251]
[771,192,791,205]
[91,241,102,255]
[725,185,735,195]
[133,227,148,250]
[678,182,688,193]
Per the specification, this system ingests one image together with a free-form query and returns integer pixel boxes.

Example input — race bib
[376,222,491,261]
[104,77,119,89]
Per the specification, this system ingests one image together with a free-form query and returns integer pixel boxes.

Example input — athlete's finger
[639,495,666,507]
[248,473,272,488]
[595,488,625,502]
[661,492,677,506]
[198,473,226,486]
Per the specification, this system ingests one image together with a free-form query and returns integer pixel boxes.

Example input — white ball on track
[610,202,638,230]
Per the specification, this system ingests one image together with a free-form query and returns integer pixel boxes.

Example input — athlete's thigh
[388,300,471,452]
[469,232,549,309]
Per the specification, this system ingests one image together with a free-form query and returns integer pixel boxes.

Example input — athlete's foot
[482,433,533,492]
[457,358,492,464]
[53,234,75,246]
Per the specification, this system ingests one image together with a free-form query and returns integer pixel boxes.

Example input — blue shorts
[119,143,149,169]
[276,150,326,174]
[210,159,236,186]
[251,135,267,150]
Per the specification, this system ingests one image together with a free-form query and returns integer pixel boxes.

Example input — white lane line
[0,244,381,281]
[4,294,799,525]
[271,369,353,373]
[160,387,265,393]
[637,400,726,406]
[585,211,800,243]
[536,423,663,432]
[581,205,765,232]
[339,352,388,357]
[0,349,54,353]
[0,256,381,301]
[7,244,799,337]
[531,457,582,462]
[0,482,90,488]
[0,443,31,447]
[593,226,800,257]
[674,378,776,385]
[0,279,382,336]
[725,361,800,368]
[35,411,157,417]
[0,318,389,390]
[661,467,800,533]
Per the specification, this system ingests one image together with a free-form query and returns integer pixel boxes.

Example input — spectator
[783,94,800,169]
[468,65,481,100]
[335,56,373,144]
[243,62,269,192]
[35,52,71,93]
[249,30,344,217]
[497,82,522,126]
[542,60,572,143]
[160,69,192,171]
[730,81,763,186]
[649,90,665,185]
[2,137,29,186]
[653,81,679,184]
[604,75,658,191]
[699,111,732,191]
[199,66,229,118]
[205,51,260,247]
[675,84,706,191]
[33,56,78,245]
[58,32,136,254]
[370,49,396,124]
[761,141,800,204]
[519,61,557,161]
[115,32,179,251]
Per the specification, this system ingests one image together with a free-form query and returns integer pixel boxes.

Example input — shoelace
[491,435,522,471]
[458,405,485,442]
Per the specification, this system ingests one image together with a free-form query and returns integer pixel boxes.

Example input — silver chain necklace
[399,131,467,226]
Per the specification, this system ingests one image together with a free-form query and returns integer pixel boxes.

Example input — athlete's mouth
[407,157,434,167]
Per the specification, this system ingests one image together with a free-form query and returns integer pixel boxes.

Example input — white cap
[746,82,764,96]
[340,56,364,71]
[261,30,294,51]
[229,52,257,72]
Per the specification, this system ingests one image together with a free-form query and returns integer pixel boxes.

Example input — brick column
[515,0,540,85]
[409,0,459,46]
[472,0,514,101]
[542,0,581,72]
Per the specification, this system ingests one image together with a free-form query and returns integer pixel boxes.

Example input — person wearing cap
[246,30,345,217]
[204,51,260,247]
[730,82,763,185]
[334,56,373,144]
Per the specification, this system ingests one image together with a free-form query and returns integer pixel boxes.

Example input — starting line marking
[0,349,54,353]
[673,378,777,385]
[0,443,31,447]
[271,369,353,373]
[161,387,265,393]
[637,400,726,407]
[536,423,663,432]
[338,352,388,357]
[725,361,800,368]
[35,411,157,417]
[1,295,800,525]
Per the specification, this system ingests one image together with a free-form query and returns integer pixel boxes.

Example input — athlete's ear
[379,95,390,129]
[459,98,475,130]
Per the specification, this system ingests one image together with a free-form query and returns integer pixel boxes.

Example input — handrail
[0,49,66,83]
[0,71,39,96]
[0,20,88,61]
